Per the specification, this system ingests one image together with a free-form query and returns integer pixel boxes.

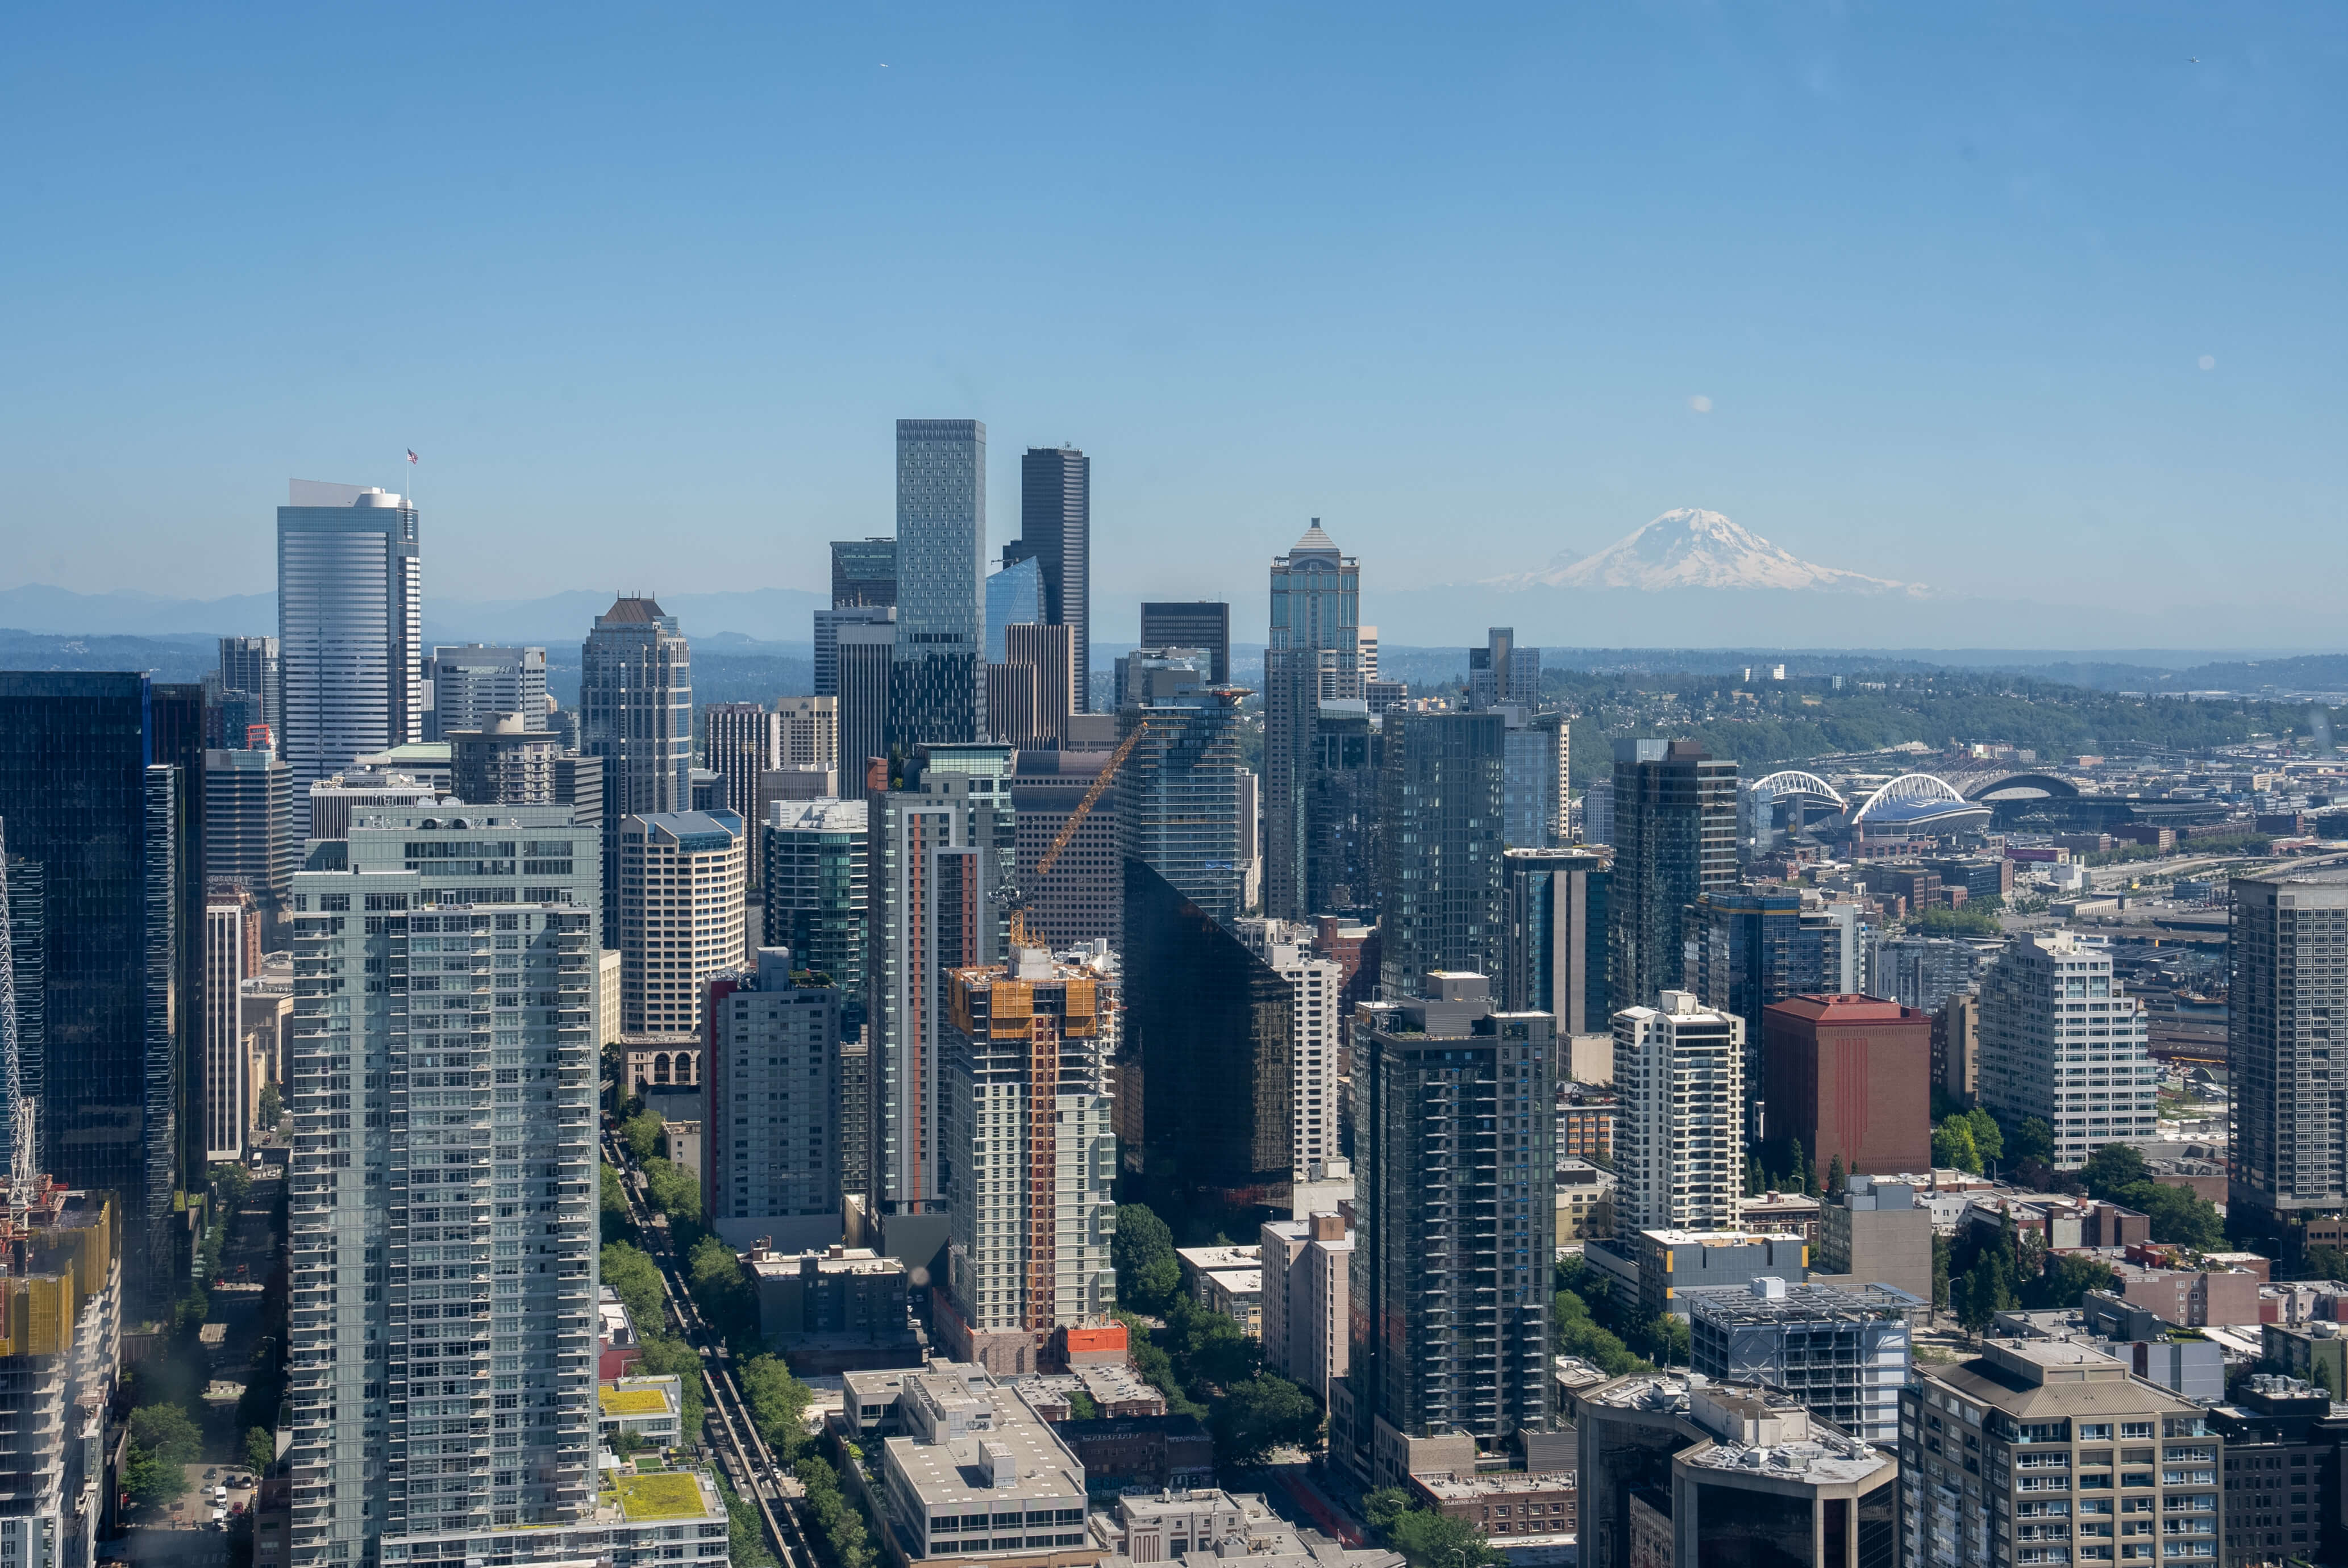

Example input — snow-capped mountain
[1489,508,1922,595]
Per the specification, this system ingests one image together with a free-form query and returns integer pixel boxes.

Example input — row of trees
[1109,1204,1323,1463]
[1554,1254,1683,1369]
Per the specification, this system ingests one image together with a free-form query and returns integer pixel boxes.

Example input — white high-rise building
[618,811,748,1035]
[282,802,602,1567]
[277,482,423,793]
[426,645,548,740]
[204,895,250,1161]
[776,696,840,772]
[1612,990,1745,1237]
[1236,917,1343,1175]
[1975,929,2157,1168]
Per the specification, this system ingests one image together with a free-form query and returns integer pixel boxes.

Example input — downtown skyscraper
[1011,446,1091,712]
[1605,738,1737,1015]
[277,481,424,793]
[283,803,602,1567]
[1264,522,1360,921]
[2230,871,2348,1224]
[890,420,986,750]
[580,596,692,936]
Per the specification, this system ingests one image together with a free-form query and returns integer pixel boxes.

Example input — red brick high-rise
[1762,994,1932,1178]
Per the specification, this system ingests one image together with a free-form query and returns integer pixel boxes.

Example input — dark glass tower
[1015,447,1091,714]
[0,673,192,1308]
[891,420,986,750]
[1607,739,1738,1014]
[1376,710,1506,999]
[1121,858,1292,1207]
[1138,601,1229,687]
[1306,700,1381,919]
[1350,974,1553,1478]
[1500,847,1609,1032]
[830,537,898,608]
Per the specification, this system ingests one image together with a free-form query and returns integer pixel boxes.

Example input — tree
[642,1157,702,1225]
[210,1160,255,1210]
[2022,1253,2118,1311]
[257,1081,284,1129]
[1639,1312,1691,1369]
[2010,1117,2055,1167]
[243,1425,276,1477]
[132,1404,203,1469]
[602,1164,636,1244]
[1956,1247,2016,1334]
[1932,1117,1981,1175]
[1364,1490,1504,1568]
[738,1355,813,1460]
[1960,1108,2004,1166]
[1212,1373,1321,1463]
[2133,1183,2225,1250]
[1554,1289,1648,1377]
[623,1110,666,1163]
[601,1241,667,1329]
[2316,1361,2342,1399]
[1788,1138,1812,1196]
[2301,1244,2348,1283]
[1931,1233,1952,1312]
[1067,1390,1100,1421]
[689,1233,756,1345]
[1824,1154,1846,1198]
[1111,1203,1181,1312]
[636,1332,707,1433]
[2079,1143,2150,1200]
[715,1474,778,1568]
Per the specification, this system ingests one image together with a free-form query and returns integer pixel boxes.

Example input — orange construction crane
[1001,720,1150,949]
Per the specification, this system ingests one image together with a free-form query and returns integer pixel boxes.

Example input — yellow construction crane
[1001,720,1150,949]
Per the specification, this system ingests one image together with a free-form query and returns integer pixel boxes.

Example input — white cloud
[1688,394,1713,413]
[2197,354,2216,371]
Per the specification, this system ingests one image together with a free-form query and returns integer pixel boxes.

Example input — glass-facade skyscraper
[1376,710,1506,1000]
[1606,738,1738,1015]
[1015,446,1092,714]
[1500,847,1609,1033]
[1265,522,1359,921]
[277,481,424,794]
[891,419,986,750]
[0,673,193,1308]
[1117,687,1250,928]
[580,595,692,940]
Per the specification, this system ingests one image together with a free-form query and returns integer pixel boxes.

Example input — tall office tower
[831,536,898,608]
[984,660,1038,753]
[283,803,602,1565]
[703,701,780,827]
[1691,890,1837,1111]
[618,810,747,1034]
[1976,929,2157,1168]
[0,823,28,1178]
[1138,602,1230,686]
[891,419,986,749]
[581,595,692,936]
[1349,973,1553,1478]
[1376,711,1505,1000]
[1014,446,1092,712]
[1759,995,1932,1180]
[424,645,548,740]
[3,845,43,1153]
[866,744,1015,1217]
[1499,848,1609,1032]
[1606,739,1737,1014]
[2231,872,2348,1223]
[1465,627,1543,712]
[1121,860,1292,1204]
[203,893,249,1162]
[447,715,561,805]
[0,1183,122,1568]
[1579,776,1613,845]
[1118,687,1250,927]
[205,745,294,937]
[219,633,282,737]
[1902,1342,2222,1568]
[814,604,893,700]
[834,610,896,786]
[1264,522,1359,921]
[761,799,868,1028]
[1011,751,1119,950]
[0,675,189,1306]
[1001,623,1075,748]
[939,946,1116,1373]
[984,555,1043,664]
[1612,990,1744,1237]
[1235,919,1342,1176]
[1305,700,1380,919]
[277,482,423,792]
[1868,934,1977,1015]
[707,948,843,1240]
[153,681,211,1202]
[777,696,840,772]
[1500,708,1568,848]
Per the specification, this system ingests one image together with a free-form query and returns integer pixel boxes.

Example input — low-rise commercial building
[1553,1161,1615,1243]
[1635,1229,1810,1321]
[597,1374,685,1448]
[875,1365,1097,1566]
[1682,1277,1919,1445]
[1406,1471,1577,1548]
[742,1241,924,1373]
[1107,1488,1398,1568]
[1176,1246,1264,1338]
[2208,1374,2348,1567]
[1811,1175,1935,1306]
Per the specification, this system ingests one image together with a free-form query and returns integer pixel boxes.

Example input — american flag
[406,448,419,464]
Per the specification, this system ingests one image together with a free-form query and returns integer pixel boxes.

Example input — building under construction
[937,946,1118,1374]
[0,1183,121,1568]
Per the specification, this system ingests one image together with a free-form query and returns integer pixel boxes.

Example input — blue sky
[2,2,2342,639]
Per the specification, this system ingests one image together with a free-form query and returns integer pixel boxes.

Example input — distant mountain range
[1485,507,1921,595]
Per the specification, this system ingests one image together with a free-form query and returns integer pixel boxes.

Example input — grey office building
[836,610,896,791]
[2230,871,2348,1222]
[1014,447,1092,711]
[1608,739,1737,1014]
[831,536,898,608]
[1870,934,1977,1016]
[1377,710,1505,1000]
[890,419,986,749]
[761,798,868,1031]
[1139,602,1230,687]
[816,603,895,702]
[1265,522,1360,921]
[204,746,295,937]
[1500,848,1608,1032]
[425,644,548,738]
[277,481,424,791]
[1349,973,1552,1471]
[1117,687,1250,929]
[219,634,281,739]
[581,596,692,939]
